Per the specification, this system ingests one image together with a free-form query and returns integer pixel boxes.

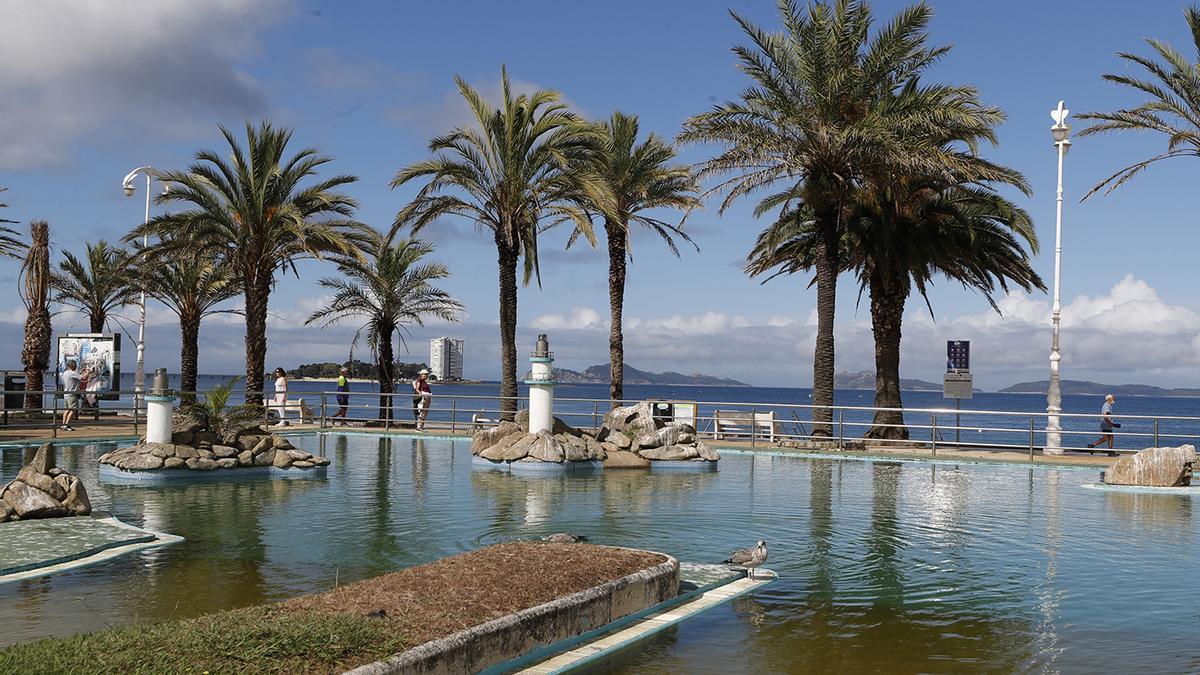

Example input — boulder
[608,432,633,450]
[1,502,14,522]
[639,444,700,461]
[171,430,195,446]
[48,467,64,477]
[174,445,199,460]
[249,437,273,456]
[237,450,254,467]
[273,436,293,449]
[17,466,65,501]
[197,449,214,460]
[514,409,578,435]
[480,432,528,461]
[557,433,590,462]
[172,417,203,434]
[212,445,239,459]
[603,449,651,469]
[272,451,294,469]
[1104,445,1197,487]
[527,431,565,463]
[194,431,218,446]
[253,449,276,467]
[55,475,91,515]
[471,421,522,455]
[696,440,720,461]
[293,460,314,468]
[602,401,659,438]
[286,449,310,461]
[119,453,164,470]
[148,443,174,458]
[583,436,607,461]
[164,457,185,469]
[28,443,55,474]
[311,456,331,466]
[216,458,238,469]
[185,457,219,471]
[2,482,66,519]
[635,423,694,450]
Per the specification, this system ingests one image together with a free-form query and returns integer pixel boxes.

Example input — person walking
[272,367,289,427]
[1087,394,1120,455]
[60,359,81,431]
[413,368,432,431]
[330,367,350,425]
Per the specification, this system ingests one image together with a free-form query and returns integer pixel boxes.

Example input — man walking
[60,359,81,431]
[1087,394,1120,456]
[329,367,350,425]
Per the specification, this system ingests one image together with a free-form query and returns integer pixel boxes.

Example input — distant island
[529,364,751,387]
[999,379,1200,397]
[835,370,944,392]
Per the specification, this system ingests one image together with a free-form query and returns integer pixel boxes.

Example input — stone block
[603,449,651,469]
[272,450,294,468]
[237,450,254,467]
[164,457,185,469]
[212,445,239,459]
[216,458,238,469]
[17,466,65,501]
[3,481,66,519]
[1104,445,1197,487]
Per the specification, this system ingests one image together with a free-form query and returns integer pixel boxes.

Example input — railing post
[451,397,457,434]
[51,390,58,438]
[751,406,757,447]
[384,392,391,430]
[930,413,937,455]
[592,402,599,432]
[320,391,327,429]
[1029,417,1035,459]
[838,409,844,450]
[1154,417,1160,447]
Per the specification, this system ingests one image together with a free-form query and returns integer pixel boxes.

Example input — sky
[1,0,1199,390]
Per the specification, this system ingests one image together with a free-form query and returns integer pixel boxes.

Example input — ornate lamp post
[1045,101,1071,455]
[121,166,170,395]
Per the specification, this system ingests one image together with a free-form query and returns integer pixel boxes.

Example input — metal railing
[2,387,1197,457]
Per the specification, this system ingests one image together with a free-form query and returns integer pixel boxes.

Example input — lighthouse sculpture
[526,333,556,433]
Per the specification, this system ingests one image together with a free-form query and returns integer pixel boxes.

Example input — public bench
[713,409,776,442]
[262,397,310,424]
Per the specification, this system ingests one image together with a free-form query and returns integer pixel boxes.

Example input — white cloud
[531,307,605,331]
[0,0,280,168]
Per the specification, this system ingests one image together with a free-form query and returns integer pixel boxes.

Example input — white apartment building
[429,337,464,380]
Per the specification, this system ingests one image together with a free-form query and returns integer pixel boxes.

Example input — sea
[38,372,1200,452]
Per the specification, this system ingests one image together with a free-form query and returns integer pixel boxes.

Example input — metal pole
[451,397,457,434]
[320,392,327,428]
[134,174,150,397]
[956,399,961,447]
[838,409,844,450]
[592,401,599,432]
[751,406,757,447]
[51,390,58,438]
[931,413,937,455]
[1154,417,1160,447]
[1029,417,1035,459]
[1046,103,1069,455]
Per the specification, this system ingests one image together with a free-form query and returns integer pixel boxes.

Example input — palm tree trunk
[496,236,519,421]
[864,270,908,440]
[810,219,839,436]
[606,221,626,406]
[179,312,200,403]
[89,313,105,334]
[377,324,395,422]
[243,273,270,407]
[22,221,51,411]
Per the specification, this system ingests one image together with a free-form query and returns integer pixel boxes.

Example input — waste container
[651,401,674,425]
[2,371,25,410]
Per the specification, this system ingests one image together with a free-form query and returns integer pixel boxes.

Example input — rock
[253,449,276,467]
[272,451,294,469]
[164,457,185,469]
[557,434,589,462]
[696,440,720,461]
[237,450,254,467]
[172,417,203,434]
[286,449,310,461]
[602,401,658,438]
[273,436,293,449]
[668,422,697,435]
[148,443,174,458]
[603,449,651,469]
[250,437,273,456]
[194,431,217,446]
[56,475,91,515]
[185,457,219,471]
[608,432,632,450]
[639,444,700,461]
[311,456,331,466]
[97,453,110,464]
[17,466,66,501]
[28,443,55,474]
[480,432,527,461]
[174,445,199,460]
[216,458,238,469]
[583,436,607,461]
[635,425,694,450]
[2,481,67,519]
[293,460,314,468]
[527,431,565,463]
[171,431,195,446]
[48,467,64,477]
[514,409,578,435]
[1104,445,1197,487]
[472,421,522,455]
[212,445,239,459]
[118,453,164,470]
[0,501,14,522]
[197,449,214,460]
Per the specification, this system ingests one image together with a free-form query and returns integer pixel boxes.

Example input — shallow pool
[2,433,1198,672]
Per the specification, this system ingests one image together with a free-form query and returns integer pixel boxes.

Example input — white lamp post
[121,166,169,395]
[1045,101,1071,455]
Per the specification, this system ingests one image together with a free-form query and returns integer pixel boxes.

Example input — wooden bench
[262,397,310,424]
[713,410,776,442]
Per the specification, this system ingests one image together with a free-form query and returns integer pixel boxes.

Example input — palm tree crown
[52,240,136,334]
[0,188,24,260]
[128,120,363,403]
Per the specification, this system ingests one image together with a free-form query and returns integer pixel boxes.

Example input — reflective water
[3,434,1199,672]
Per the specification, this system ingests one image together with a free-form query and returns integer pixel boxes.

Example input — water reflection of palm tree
[364,436,402,569]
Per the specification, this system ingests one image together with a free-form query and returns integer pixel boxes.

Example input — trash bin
[651,401,674,425]
[2,372,25,410]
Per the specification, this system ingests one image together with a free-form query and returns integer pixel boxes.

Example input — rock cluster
[1103,445,1196,487]
[99,420,329,473]
[1,444,91,522]
[471,402,718,469]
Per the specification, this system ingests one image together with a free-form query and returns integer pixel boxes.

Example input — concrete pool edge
[344,551,679,675]
[0,514,183,584]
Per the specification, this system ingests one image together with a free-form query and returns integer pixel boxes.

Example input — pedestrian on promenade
[330,367,350,425]
[60,359,81,431]
[1087,394,1120,455]
[413,368,432,431]
[272,367,289,427]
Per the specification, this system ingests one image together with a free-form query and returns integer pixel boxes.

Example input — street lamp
[1045,101,1071,455]
[121,166,169,395]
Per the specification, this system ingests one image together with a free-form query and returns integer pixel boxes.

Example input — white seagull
[723,540,768,578]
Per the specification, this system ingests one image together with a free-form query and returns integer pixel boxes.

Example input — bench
[713,409,776,442]
[262,397,310,424]
[472,412,498,430]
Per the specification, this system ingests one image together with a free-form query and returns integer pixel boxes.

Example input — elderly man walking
[1087,394,1120,456]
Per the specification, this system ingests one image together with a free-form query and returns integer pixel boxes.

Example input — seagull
[723,540,768,579]
[542,532,588,543]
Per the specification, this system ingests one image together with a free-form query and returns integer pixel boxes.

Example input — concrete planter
[346,550,679,675]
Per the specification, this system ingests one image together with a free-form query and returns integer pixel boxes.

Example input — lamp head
[1050,100,1070,144]
[123,184,135,197]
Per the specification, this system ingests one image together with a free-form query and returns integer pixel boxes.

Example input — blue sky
[1,0,1199,389]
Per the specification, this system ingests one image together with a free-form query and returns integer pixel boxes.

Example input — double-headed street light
[121,166,169,394]
[1045,101,1071,455]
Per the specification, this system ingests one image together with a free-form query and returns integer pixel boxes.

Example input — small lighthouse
[526,333,556,433]
[145,367,176,444]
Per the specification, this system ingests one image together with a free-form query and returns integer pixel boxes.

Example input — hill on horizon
[835,370,944,392]
[999,379,1200,398]
[533,364,751,387]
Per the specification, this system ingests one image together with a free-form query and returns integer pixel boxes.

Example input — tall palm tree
[680,0,974,435]
[574,112,700,404]
[21,220,51,410]
[128,121,364,405]
[0,188,24,259]
[391,68,599,419]
[305,233,463,421]
[52,240,136,333]
[139,239,241,398]
[1079,6,1200,198]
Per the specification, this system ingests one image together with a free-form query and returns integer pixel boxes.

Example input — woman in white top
[273,367,289,427]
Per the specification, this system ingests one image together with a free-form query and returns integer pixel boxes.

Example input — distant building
[429,337,464,380]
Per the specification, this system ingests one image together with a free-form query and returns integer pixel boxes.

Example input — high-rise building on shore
[429,337,464,380]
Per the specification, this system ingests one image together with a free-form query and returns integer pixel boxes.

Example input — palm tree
[0,188,24,259]
[139,239,241,398]
[21,220,51,410]
[128,121,364,405]
[391,68,598,419]
[680,0,974,435]
[305,233,463,421]
[52,240,137,333]
[1079,6,1200,198]
[574,112,700,404]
